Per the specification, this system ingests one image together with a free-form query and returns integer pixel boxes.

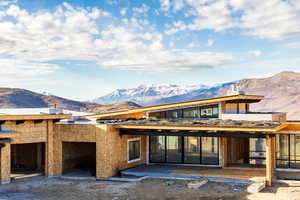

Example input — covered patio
[121,164,266,182]
[116,120,281,186]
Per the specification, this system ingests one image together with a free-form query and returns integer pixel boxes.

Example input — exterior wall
[272,113,287,122]
[53,124,147,178]
[3,120,48,144]
[95,124,147,178]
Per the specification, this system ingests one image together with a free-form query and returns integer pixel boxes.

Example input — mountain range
[1,71,300,120]
[0,88,140,114]
[93,71,300,120]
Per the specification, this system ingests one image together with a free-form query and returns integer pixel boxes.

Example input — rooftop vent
[227,85,245,96]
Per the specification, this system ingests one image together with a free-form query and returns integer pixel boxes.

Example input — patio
[121,164,266,183]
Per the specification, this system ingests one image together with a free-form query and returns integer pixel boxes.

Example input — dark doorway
[62,142,96,177]
[11,143,45,178]
[227,138,265,167]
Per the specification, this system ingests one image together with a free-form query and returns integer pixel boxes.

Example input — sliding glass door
[150,136,166,163]
[277,134,300,169]
[184,137,201,164]
[150,136,219,165]
[166,136,182,163]
[202,137,219,164]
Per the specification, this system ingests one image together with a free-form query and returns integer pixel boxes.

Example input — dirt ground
[0,177,299,200]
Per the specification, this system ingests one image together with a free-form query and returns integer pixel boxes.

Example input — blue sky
[0,0,300,100]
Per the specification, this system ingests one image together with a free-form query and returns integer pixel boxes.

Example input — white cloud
[160,0,171,11]
[282,41,300,49]
[0,0,17,6]
[187,42,195,48]
[249,50,262,57]
[120,8,127,16]
[132,4,150,16]
[162,0,300,40]
[0,58,61,78]
[0,3,233,73]
[207,39,214,47]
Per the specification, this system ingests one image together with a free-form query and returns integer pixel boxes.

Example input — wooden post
[46,120,55,176]
[265,135,275,186]
[0,143,11,184]
[222,137,228,167]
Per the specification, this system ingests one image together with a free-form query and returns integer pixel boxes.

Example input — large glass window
[166,136,182,163]
[128,139,140,162]
[148,105,218,120]
[183,107,200,118]
[277,134,300,169]
[150,136,166,162]
[202,137,219,164]
[150,136,219,165]
[184,137,201,164]
[249,138,266,165]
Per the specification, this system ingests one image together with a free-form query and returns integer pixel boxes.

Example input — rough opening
[11,143,45,178]
[62,142,96,177]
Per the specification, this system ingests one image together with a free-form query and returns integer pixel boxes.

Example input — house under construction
[0,94,300,186]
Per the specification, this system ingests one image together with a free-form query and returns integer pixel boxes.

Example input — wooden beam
[265,135,275,186]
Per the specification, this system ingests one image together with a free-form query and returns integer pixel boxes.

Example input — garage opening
[11,143,45,179]
[62,142,96,177]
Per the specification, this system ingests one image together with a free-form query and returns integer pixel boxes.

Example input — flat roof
[0,114,72,121]
[87,94,264,119]
[105,119,286,133]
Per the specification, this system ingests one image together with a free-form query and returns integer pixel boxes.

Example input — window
[277,134,300,169]
[149,136,219,165]
[200,105,218,118]
[128,138,141,162]
[183,107,200,118]
[166,109,182,119]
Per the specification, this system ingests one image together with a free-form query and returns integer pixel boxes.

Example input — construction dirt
[0,176,299,200]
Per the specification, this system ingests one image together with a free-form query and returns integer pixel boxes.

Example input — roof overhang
[0,114,72,121]
[86,94,264,119]
[114,124,279,133]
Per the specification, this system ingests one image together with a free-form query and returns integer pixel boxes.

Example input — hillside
[216,71,300,120]
[0,88,140,113]
[93,71,300,120]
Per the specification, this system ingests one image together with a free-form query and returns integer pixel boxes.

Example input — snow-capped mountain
[92,71,300,120]
[93,84,209,105]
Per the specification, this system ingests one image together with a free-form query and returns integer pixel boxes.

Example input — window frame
[127,138,141,163]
